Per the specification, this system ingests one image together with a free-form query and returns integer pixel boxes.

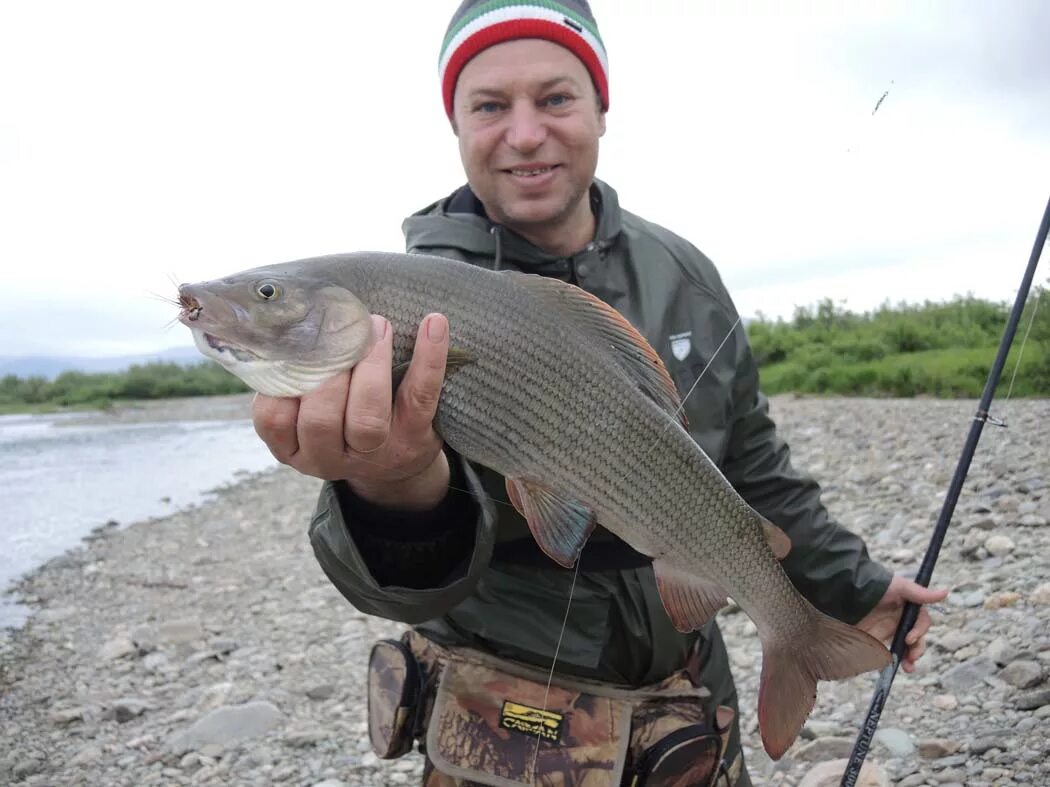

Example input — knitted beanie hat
[439,0,609,119]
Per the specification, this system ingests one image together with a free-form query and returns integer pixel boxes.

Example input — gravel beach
[2,395,1048,787]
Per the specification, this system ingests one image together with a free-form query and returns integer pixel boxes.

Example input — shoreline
[2,396,1048,786]
[1,394,270,633]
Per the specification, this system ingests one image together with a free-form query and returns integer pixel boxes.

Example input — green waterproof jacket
[308,180,892,688]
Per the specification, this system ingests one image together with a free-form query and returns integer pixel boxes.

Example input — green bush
[750,288,1049,398]
[0,360,249,413]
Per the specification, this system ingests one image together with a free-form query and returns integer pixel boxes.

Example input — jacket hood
[402,179,624,271]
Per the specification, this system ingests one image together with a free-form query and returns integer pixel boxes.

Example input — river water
[0,401,277,628]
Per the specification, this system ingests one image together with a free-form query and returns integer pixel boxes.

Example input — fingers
[902,605,935,673]
[901,581,950,606]
[344,315,394,452]
[252,393,301,463]
[393,313,450,437]
[296,371,353,467]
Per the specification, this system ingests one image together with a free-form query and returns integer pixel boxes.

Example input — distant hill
[0,346,204,379]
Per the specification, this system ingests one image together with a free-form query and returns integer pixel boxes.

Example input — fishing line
[673,315,742,424]
[530,543,583,784]
[610,315,742,490]
[524,314,743,783]
[999,287,1041,409]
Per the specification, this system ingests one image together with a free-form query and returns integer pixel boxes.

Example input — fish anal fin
[510,273,687,428]
[505,478,595,569]
[391,347,474,393]
[761,518,791,560]
[652,559,729,632]
[757,607,890,759]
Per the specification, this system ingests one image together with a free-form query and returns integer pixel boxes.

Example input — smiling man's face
[452,38,606,254]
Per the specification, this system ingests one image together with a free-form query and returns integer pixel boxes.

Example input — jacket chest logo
[669,331,692,361]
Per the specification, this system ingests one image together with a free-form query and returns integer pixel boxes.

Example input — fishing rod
[840,192,1050,787]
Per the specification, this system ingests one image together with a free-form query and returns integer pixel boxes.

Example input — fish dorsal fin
[510,273,687,428]
[506,477,596,568]
[652,559,729,632]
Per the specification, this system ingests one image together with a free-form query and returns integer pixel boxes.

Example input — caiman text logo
[499,700,565,743]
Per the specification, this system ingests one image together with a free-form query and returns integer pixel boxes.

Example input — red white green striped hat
[439,0,609,119]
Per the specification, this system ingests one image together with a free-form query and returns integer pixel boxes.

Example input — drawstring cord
[490,225,504,271]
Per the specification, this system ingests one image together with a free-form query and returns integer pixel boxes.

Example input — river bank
[0,393,275,628]
[1,396,1048,786]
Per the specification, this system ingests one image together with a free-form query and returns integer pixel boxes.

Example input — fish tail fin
[758,608,889,760]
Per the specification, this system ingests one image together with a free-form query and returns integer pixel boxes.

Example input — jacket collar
[402,179,623,272]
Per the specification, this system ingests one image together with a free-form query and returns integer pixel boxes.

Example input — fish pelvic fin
[509,272,687,428]
[652,560,729,632]
[505,478,596,568]
[758,609,890,760]
[761,518,792,560]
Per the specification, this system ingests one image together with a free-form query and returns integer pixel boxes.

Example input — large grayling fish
[177,251,890,759]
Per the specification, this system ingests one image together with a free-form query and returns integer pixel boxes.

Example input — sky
[2,0,1048,357]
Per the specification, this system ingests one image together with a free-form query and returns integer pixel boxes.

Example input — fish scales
[178,251,892,759]
[363,257,805,631]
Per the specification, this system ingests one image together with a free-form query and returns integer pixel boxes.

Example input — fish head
[177,262,375,398]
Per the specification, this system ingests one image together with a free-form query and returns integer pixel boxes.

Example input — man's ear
[598,110,607,137]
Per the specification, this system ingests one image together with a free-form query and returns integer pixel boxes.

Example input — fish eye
[256,282,280,300]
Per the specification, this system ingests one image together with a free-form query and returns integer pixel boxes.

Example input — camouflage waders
[369,630,745,786]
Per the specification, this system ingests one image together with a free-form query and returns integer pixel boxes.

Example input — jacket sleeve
[721,337,892,624]
[308,450,498,625]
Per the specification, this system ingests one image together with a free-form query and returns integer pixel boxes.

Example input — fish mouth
[192,330,260,363]
[178,293,203,322]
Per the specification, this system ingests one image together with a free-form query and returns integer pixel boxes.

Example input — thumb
[900,580,949,605]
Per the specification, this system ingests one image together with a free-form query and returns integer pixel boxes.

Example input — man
[253,1,947,783]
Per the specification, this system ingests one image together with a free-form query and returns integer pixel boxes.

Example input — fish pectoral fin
[761,518,792,560]
[508,272,687,428]
[391,347,475,393]
[505,478,596,569]
[652,560,729,632]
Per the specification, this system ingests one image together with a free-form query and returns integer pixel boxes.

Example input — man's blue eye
[546,94,570,107]
[477,101,501,113]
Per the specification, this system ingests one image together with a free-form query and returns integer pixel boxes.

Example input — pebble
[918,739,961,759]
[987,637,1020,666]
[305,683,337,701]
[166,701,284,752]
[157,618,206,645]
[940,656,998,692]
[984,535,1016,556]
[930,694,958,711]
[875,727,914,756]
[985,591,1022,609]
[98,636,137,661]
[1031,582,1050,605]
[935,630,976,653]
[793,736,855,762]
[2,396,1049,787]
[797,759,891,787]
[1014,687,1050,710]
[1000,660,1044,689]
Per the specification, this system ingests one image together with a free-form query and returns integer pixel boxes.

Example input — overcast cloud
[2,0,1048,357]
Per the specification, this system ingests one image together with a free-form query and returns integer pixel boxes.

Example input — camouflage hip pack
[367,630,740,787]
